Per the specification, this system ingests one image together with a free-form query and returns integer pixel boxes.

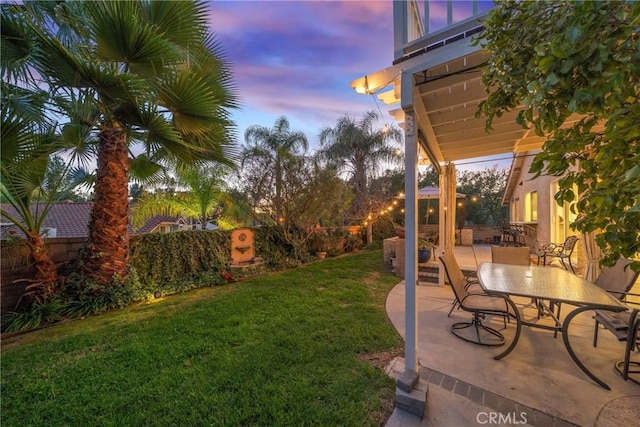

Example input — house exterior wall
[506,153,586,272]
[507,154,555,245]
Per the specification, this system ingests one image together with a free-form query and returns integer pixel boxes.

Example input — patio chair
[491,245,531,266]
[491,245,534,315]
[498,219,512,246]
[536,235,580,274]
[440,251,514,347]
[591,258,640,383]
[510,223,526,247]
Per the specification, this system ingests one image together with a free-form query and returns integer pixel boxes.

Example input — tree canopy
[131,164,240,231]
[478,0,640,268]
[318,111,403,223]
[2,1,238,285]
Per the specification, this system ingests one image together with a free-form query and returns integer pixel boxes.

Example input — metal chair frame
[591,258,640,384]
[440,252,513,347]
[536,236,580,273]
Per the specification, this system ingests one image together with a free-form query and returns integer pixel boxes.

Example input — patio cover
[349,3,552,386]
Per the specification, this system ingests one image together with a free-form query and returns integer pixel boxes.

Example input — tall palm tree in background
[2,1,238,286]
[243,116,308,224]
[131,164,240,231]
[318,111,402,222]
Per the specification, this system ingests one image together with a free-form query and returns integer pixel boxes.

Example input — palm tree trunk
[84,122,130,286]
[24,231,57,302]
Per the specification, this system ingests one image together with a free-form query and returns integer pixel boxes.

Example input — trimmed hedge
[130,229,231,286]
[1,226,352,332]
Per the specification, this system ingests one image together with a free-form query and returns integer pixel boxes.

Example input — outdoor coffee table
[476,262,627,390]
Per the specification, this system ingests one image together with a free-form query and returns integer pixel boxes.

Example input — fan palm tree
[2,1,238,286]
[318,111,402,221]
[1,121,61,301]
[2,42,100,299]
[131,164,240,231]
[243,116,308,223]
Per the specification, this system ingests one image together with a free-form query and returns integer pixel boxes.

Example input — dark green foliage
[1,296,66,332]
[129,230,231,285]
[457,167,509,226]
[371,215,396,242]
[478,0,640,268]
[325,227,350,257]
[307,229,330,253]
[254,225,310,267]
[344,233,363,252]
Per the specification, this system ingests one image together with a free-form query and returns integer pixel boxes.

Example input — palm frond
[1,4,36,83]
[142,0,209,47]
[1,83,51,129]
[86,1,182,71]
[68,167,95,191]
[131,192,195,230]
[128,154,166,187]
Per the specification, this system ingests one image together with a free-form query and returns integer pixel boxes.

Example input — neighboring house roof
[0,203,184,240]
[133,215,184,234]
[1,202,92,239]
[501,153,529,206]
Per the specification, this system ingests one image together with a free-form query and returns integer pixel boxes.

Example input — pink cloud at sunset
[206,1,503,171]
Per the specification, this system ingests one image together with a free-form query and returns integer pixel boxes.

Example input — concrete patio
[385,245,640,426]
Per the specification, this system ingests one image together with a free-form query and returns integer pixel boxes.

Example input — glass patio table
[476,262,627,390]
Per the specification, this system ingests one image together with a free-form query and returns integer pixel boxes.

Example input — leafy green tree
[128,183,144,204]
[318,111,403,223]
[132,164,239,231]
[3,1,238,285]
[44,156,88,202]
[242,116,309,224]
[457,167,509,227]
[367,167,406,230]
[369,167,406,201]
[477,0,640,268]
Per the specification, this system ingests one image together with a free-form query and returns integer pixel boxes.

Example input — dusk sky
[207,1,508,171]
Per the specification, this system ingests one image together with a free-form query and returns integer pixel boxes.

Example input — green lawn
[1,250,403,426]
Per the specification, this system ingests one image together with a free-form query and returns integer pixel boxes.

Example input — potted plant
[308,230,329,259]
[418,239,435,263]
[344,233,363,253]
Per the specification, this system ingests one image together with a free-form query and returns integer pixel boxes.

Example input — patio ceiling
[411,49,544,163]
[353,34,588,167]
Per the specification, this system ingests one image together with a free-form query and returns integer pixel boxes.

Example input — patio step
[417,264,477,284]
[418,263,439,283]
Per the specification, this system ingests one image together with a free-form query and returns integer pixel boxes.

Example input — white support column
[403,108,419,373]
